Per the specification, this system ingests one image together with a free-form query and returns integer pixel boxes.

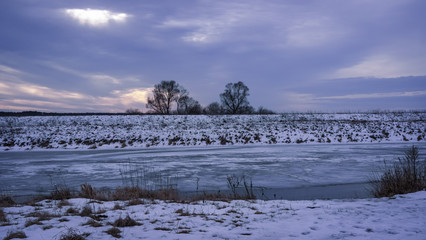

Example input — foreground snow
[1,113,425,151]
[1,191,425,240]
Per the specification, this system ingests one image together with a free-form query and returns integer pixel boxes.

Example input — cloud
[65,8,129,27]
[317,91,426,100]
[0,64,21,74]
[161,15,240,43]
[90,74,121,85]
[279,92,319,111]
[158,0,351,51]
[0,67,151,112]
[160,1,273,44]
[0,104,48,112]
[284,17,346,48]
[0,80,87,100]
[44,62,124,85]
[4,99,81,110]
[111,88,152,106]
[326,54,426,79]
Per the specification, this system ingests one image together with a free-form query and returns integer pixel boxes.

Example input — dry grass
[112,203,124,210]
[105,227,121,238]
[112,215,141,227]
[57,200,71,208]
[188,192,230,202]
[226,174,256,199]
[3,231,27,240]
[111,186,179,201]
[50,186,72,200]
[79,205,92,217]
[154,227,172,231]
[0,209,7,222]
[7,174,257,209]
[0,195,15,207]
[24,211,61,227]
[82,219,103,227]
[66,207,78,215]
[371,146,426,197]
[127,198,144,206]
[79,183,97,199]
[58,228,88,240]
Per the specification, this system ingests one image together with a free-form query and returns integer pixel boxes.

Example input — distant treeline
[0,110,424,117]
[0,111,275,117]
[0,111,134,117]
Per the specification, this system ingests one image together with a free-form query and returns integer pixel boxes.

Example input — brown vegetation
[371,146,425,197]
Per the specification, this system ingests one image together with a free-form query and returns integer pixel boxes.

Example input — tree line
[138,80,274,115]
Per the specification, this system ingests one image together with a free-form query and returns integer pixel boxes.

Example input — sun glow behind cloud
[65,8,129,27]
[0,64,151,112]
[0,80,151,112]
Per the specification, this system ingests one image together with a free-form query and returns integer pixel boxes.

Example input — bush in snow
[372,146,425,197]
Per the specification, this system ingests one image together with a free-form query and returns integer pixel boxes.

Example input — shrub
[371,146,425,197]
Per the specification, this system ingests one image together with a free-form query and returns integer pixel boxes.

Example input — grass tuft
[79,205,92,217]
[105,227,121,238]
[50,186,72,200]
[112,215,141,227]
[58,228,88,240]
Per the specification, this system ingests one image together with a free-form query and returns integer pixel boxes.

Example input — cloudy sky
[1,0,425,112]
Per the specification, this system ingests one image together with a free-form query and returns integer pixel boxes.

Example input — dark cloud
[0,0,425,112]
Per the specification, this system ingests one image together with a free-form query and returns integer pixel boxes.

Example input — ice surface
[1,143,424,201]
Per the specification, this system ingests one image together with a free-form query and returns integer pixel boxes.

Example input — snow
[1,113,425,239]
[1,113,425,151]
[1,191,425,239]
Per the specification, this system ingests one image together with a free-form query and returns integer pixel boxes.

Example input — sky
[0,0,425,113]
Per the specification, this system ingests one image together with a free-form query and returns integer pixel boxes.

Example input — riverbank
[1,191,425,240]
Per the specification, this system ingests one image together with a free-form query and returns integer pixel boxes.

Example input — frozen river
[1,143,424,201]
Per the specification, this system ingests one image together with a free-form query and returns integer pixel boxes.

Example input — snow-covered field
[1,191,425,240]
[1,113,425,151]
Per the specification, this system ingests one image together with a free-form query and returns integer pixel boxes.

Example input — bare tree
[125,108,141,114]
[205,102,223,115]
[257,106,275,114]
[177,96,202,114]
[220,81,252,114]
[146,80,181,114]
